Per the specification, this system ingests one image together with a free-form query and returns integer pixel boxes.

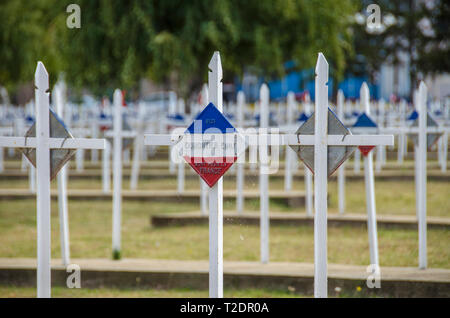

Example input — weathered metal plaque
[20,108,76,181]
[409,111,442,150]
[352,112,377,156]
[290,108,356,178]
[183,103,244,187]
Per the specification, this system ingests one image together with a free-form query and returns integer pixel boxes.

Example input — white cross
[54,82,70,267]
[144,52,394,298]
[104,89,136,260]
[145,52,227,298]
[235,91,245,214]
[0,62,105,298]
[352,82,380,267]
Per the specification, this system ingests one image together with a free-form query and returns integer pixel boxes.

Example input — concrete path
[151,212,450,229]
[0,258,448,297]
[0,189,306,207]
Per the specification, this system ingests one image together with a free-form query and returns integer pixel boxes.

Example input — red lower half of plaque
[358,145,375,157]
[184,156,237,187]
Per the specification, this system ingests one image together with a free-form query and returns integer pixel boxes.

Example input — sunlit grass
[0,199,448,268]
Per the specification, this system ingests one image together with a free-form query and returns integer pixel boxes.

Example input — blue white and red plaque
[183,103,245,187]
[353,113,377,156]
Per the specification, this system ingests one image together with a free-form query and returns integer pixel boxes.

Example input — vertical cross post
[208,51,223,298]
[130,101,144,190]
[236,91,245,214]
[35,62,52,298]
[360,83,379,267]
[418,82,427,269]
[102,140,111,193]
[376,99,385,172]
[398,100,406,164]
[55,83,70,266]
[259,83,270,264]
[112,89,123,260]
[354,145,361,173]
[314,53,328,298]
[284,92,295,191]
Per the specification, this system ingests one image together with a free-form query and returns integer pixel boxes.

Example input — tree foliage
[346,0,450,99]
[1,0,356,99]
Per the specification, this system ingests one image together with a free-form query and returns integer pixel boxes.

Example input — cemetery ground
[0,154,448,298]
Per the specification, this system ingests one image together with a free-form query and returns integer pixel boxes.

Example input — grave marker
[109,89,136,260]
[288,54,393,297]
[0,62,105,297]
[54,82,70,266]
[144,52,245,297]
[352,82,379,266]
[236,91,245,214]
[259,84,270,264]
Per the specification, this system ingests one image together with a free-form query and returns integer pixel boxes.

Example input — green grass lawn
[0,176,448,217]
[0,286,309,298]
[0,199,448,268]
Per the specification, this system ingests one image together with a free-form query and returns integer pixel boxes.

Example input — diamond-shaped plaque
[409,111,442,150]
[20,108,76,181]
[290,108,356,178]
[183,103,245,187]
[352,113,377,156]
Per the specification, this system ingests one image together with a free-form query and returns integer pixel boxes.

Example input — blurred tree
[346,0,449,100]
[0,0,356,100]
[417,0,450,77]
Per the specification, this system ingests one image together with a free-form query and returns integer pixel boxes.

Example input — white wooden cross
[381,83,448,269]
[129,101,146,190]
[284,91,296,192]
[350,82,380,267]
[236,90,245,214]
[145,52,228,297]
[259,83,270,264]
[105,89,136,260]
[0,62,105,298]
[287,53,393,297]
[417,82,428,269]
[54,82,70,266]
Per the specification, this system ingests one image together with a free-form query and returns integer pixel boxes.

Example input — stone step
[0,258,448,297]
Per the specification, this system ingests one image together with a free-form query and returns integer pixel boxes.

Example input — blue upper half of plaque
[408,110,418,121]
[353,113,377,128]
[186,103,236,134]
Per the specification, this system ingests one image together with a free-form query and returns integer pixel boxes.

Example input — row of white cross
[1,50,446,298]
[143,52,394,298]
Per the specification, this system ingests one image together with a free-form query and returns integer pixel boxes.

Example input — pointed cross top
[113,89,122,108]
[260,83,269,101]
[237,91,245,104]
[315,53,329,83]
[208,51,223,80]
[360,82,370,114]
[35,61,49,91]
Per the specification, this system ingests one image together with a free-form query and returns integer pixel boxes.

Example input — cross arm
[144,133,394,147]
[380,127,449,134]
[104,131,137,138]
[0,136,105,149]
